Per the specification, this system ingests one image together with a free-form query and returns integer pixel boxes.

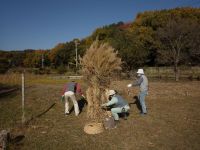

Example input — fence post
[22,73,25,124]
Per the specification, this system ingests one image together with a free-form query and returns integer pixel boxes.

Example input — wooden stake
[22,73,25,124]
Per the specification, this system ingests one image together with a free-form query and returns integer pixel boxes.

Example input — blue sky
[0,0,199,50]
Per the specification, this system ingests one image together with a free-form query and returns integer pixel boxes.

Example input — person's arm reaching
[132,76,143,86]
[101,97,118,107]
[127,76,143,87]
[62,84,67,96]
[76,83,85,98]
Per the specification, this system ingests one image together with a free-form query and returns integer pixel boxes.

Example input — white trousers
[64,91,79,116]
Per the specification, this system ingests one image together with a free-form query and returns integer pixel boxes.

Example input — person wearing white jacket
[127,69,148,115]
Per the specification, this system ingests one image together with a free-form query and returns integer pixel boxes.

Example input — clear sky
[0,0,199,50]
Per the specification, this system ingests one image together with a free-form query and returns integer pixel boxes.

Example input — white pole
[22,73,25,124]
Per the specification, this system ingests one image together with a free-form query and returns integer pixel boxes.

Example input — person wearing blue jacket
[101,90,130,121]
[127,69,148,115]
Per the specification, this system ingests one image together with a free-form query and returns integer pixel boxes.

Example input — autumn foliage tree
[23,50,50,68]
[1,7,200,77]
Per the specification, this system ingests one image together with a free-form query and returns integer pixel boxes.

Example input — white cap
[137,69,144,74]
[108,90,116,96]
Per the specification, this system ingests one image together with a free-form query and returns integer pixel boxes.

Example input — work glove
[127,84,132,88]
[101,104,106,107]
[81,94,85,99]
[61,95,65,102]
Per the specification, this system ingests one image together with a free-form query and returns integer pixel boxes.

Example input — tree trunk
[0,130,10,150]
[174,63,179,81]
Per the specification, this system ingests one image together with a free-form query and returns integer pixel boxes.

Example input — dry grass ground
[0,78,200,150]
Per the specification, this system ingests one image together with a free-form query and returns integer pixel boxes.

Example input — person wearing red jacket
[61,81,84,116]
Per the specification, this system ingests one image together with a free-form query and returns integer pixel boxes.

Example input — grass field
[0,77,200,150]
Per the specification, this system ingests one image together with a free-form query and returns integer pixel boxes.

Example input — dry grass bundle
[0,73,21,86]
[80,41,122,86]
[80,40,122,122]
[83,122,104,134]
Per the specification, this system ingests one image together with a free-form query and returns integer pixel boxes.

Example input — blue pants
[139,91,148,113]
[111,105,130,120]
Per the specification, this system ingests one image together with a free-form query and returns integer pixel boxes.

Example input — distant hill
[1,7,199,71]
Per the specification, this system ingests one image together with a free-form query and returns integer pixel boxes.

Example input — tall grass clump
[0,73,21,86]
[80,40,122,122]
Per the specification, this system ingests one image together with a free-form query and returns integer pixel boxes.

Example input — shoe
[114,120,119,128]
[123,113,128,120]
[75,113,79,116]
[140,112,147,116]
[115,120,120,124]
[65,113,70,116]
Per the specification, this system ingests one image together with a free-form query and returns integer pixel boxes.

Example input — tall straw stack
[80,40,122,122]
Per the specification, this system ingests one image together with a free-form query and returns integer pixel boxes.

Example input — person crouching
[101,90,130,122]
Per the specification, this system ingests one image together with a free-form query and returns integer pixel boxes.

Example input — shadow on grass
[0,90,19,100]
[0,83,20,100]
[69,97,87,114]
[129,96,142,113]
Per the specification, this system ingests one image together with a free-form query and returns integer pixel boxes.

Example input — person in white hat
[101,90,130,122]
[127,69,148,115]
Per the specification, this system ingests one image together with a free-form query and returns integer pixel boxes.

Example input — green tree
[0,58,9,73]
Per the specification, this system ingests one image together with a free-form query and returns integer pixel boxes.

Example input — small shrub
[57,65,66,74]
[197,76,200,81]
[32,68,40,74]
[0,58,10,74]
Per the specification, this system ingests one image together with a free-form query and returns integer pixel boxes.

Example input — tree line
[1,7,200,79]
